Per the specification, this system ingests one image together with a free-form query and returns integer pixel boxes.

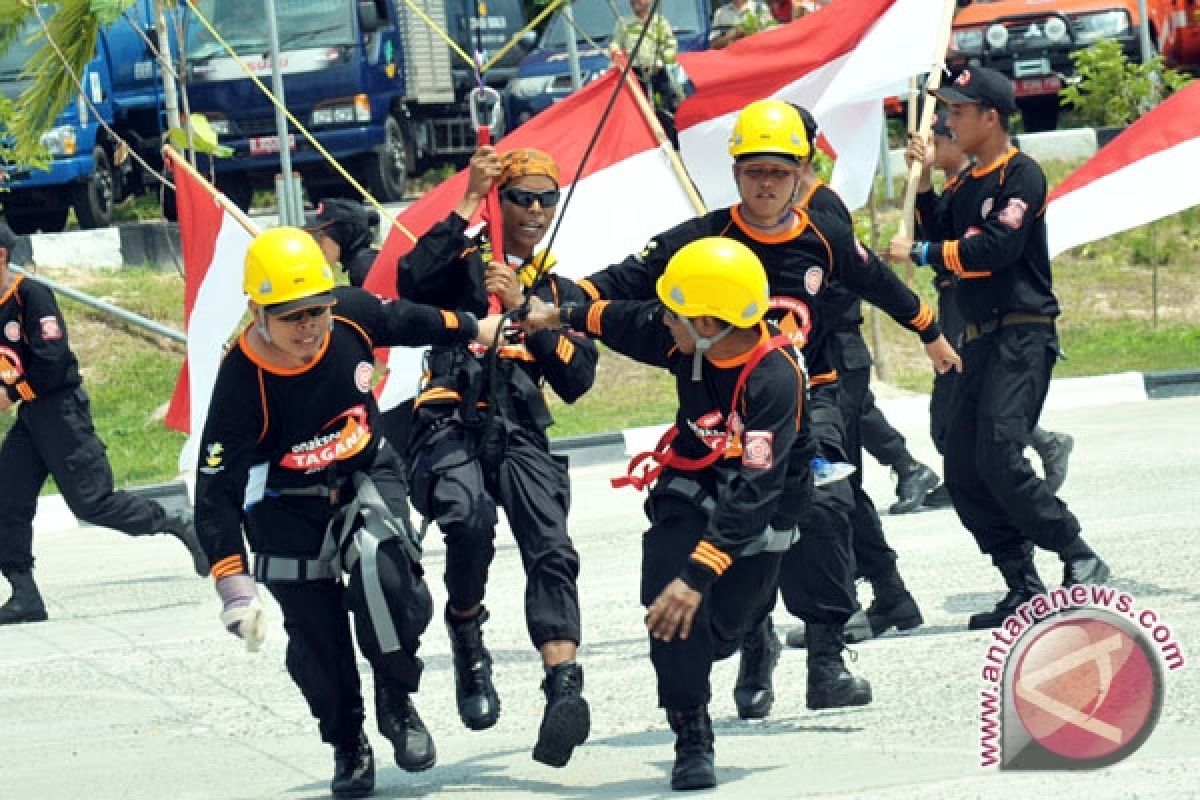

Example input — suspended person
[193,227,505,797]
[305,198,382,288]
[0,221,207,626]
[396,146,597,768]
[574,100,959,721]
[887,68,1108,631]
[523,237,813,791]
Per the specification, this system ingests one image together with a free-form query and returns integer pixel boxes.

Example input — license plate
[1014,76,1062,97]
[248,134,296,155]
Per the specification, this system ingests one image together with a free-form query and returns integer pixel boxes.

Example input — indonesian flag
[677,0,952,212]
[1046,82,1200,258]
[365,68,696,410]
[163,147,256,472]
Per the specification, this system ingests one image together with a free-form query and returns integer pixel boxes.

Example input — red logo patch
[742,431,774,469]
[956,69,972,87]
[0,345,22,382]
[4,320,19,342]
[804,266,825,295]
[39,316,62,341]
[998,197,1029,230]
[354,361,373,393]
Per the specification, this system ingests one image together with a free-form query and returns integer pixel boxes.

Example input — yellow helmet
[728,99,810,161]
[657,237,769,328]
[243,227,336,311]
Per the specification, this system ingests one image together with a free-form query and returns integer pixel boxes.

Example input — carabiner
[468,86,503,143]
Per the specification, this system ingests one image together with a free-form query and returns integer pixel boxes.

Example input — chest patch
[354,361,373,393]
[4,321,18,342]
[39,316,63,341]
[997,197,1028,230]
[804,266,825,295]
[742,430,774,469]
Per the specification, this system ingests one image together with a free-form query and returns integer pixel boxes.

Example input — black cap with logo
[304,198,379,252]
[932,66,1016,116]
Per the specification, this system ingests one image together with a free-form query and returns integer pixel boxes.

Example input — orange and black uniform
[397,212,597,649]
[194,286,480,751]
[912,147,1079,560]
[563,298,810,709]
[580,204,941,624]
[0,273,176,572]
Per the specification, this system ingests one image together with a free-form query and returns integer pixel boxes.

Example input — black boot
[375,685,436,772]
[445,606,501,730]
[805,622,873,710]
[1059,537,1111,587]
[967,556,1047,630]
[666,706,716,791]
[0,568,48,626]
[1030,428,1074,494]
[158,510,210,577]
[856,568,924,640]
[533,661,590,767]
[888,458,941,515]
[331,731,375,799]
[921,484,954,509]
[789,608,871,648]
[733,615,781,719]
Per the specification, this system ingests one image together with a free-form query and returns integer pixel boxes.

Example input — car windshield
[0,17,46,81]
[540,0,703,48]
[186,0,356,59]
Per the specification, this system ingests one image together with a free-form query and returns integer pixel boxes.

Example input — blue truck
[182,0,531,210]
[504,0,712,129]
[0,0,176,233]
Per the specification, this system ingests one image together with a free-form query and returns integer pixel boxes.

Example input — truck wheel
[71,147,117,229]
[5,208,69,234]
[363,116,408,203]
[1019,96,1059,133]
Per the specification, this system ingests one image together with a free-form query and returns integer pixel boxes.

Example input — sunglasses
[500,187,561,208]
[272,305,332,324]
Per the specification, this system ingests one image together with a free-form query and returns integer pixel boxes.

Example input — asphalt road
[2,396,1197,799]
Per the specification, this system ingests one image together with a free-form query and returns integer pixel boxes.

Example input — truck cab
[952,0,1199,131]
[182,0,529,210]
[504,0,711,129]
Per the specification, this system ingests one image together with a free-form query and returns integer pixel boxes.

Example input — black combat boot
[967,556,1047,630]
[805,622,873,710]
[733,615,781,719]
[445,606,501,730]
[666,706,716,791]
[853,567,924,640]
[1059,537,1111,587]
[533,661,590,767]
[789,608,870,648]
[331,731,374,799]
[888,457,940,515]
[158,509,210,577]
[375,685,436,772]
[1030,428,1074,494]
[921,484,954,509]
[0,568,48,626]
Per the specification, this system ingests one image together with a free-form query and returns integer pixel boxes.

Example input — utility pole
[1136,0,1154,63]
[264,0,303,225]
[564,3,582,89]
[153,0,181,131]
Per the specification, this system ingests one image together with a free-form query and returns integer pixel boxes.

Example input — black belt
[964,313,1054,344]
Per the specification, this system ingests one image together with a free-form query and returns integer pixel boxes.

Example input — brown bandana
[499,148,560,188]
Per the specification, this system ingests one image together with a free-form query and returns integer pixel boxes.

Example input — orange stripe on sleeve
[586,301,609,336]
[909,303,934,330]
[210,554,245,580]
[555,336,575,363]
[578,279,601,301]
[440,310,460,330]
[692,541,733,575]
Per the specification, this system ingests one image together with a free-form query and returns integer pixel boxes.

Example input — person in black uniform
[576,99,960,720]
[396,146,597,768]
[193,226,503,798]
[0,221,207,626]
[888,67,1110,630]
[524,236,812,791]
[305,198,381,288]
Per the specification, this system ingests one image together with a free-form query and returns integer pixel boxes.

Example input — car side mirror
[518,30,538,53]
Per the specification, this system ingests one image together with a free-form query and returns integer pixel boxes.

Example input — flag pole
[611,52,707,216]
[897,0,957,244]
[163,145,262,237]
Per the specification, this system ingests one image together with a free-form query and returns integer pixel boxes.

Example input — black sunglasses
[272,305,332,324]
[500,187,561,208]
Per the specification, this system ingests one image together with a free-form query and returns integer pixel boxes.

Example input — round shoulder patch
[354,361,374,393]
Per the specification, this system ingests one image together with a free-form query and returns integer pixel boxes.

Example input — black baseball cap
[932,66,1016,116]
[304,198,376,232]
[0,220,17,252]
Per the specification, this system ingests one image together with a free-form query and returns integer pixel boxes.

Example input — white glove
[216,574,267,652]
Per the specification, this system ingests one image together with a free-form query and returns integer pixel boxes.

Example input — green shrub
[1060,38,1192,127]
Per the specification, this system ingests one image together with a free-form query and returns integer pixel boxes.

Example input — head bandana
[499,148,560,188]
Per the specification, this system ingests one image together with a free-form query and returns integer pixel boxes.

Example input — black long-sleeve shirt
[194,286,479,574]
[563,299,810,592]
[0,274,81,404]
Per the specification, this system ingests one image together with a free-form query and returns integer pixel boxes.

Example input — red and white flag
[365,68,697,410]
[677,0,952,212]
[1046,82,1200,258]
[163,148,256,471]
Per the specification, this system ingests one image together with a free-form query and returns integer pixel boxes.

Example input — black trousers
[408,422,582,648]
[943,325,1081,562]
[0,387,168,572]
[261,453,433,750]
[640,490,783,710]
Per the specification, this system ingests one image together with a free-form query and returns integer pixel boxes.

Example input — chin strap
[679,317,733,381]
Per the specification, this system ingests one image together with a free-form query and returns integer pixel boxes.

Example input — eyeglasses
[500,187,561,208]
[738,166,797,183]
[272,305,332,324]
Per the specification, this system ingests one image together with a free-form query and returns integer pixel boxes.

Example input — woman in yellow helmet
[193,226,503,798]
[524,236,813,791]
